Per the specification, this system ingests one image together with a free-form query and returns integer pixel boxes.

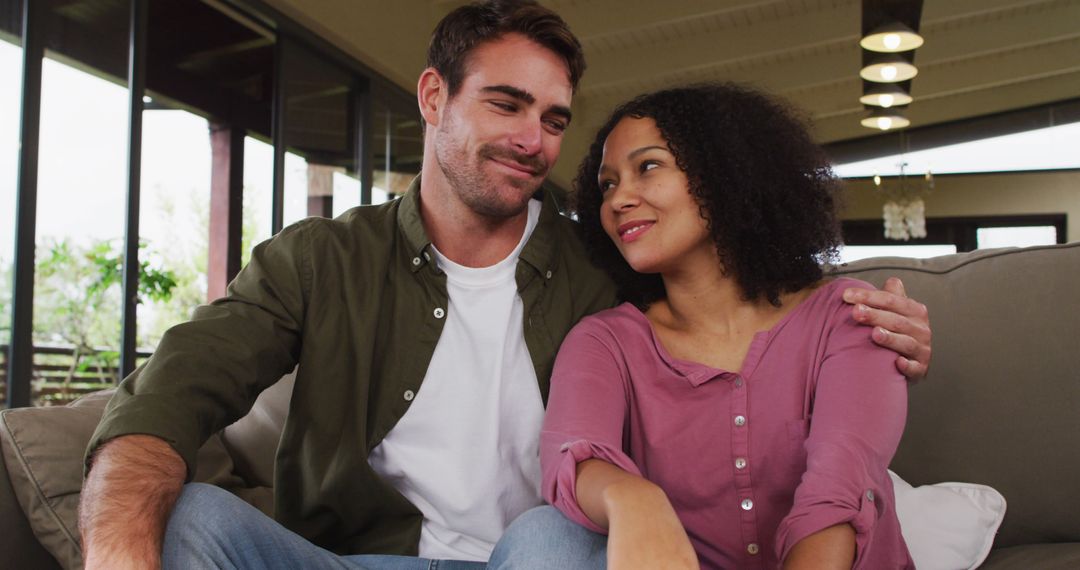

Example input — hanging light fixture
[860,22,924,53]
[860,84,913,108]
[874,161,933,241]
[860,107,911,131]
[860,53,918,83]
[859,1,924,130]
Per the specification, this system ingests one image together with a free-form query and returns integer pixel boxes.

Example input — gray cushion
[0,390,252,569]
[834,243,1080,548]
[979,542,1080,569]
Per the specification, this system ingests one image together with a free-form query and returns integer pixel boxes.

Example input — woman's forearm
[574,458,660,529]
[782,523,856,570]
[575,459,699,570]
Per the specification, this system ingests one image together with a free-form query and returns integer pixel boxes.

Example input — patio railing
[0,344,152,407]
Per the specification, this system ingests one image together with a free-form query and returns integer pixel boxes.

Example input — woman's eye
[599,180,615,193]
[640,160,659,173]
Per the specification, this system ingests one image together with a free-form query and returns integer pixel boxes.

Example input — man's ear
[418,68,446,127]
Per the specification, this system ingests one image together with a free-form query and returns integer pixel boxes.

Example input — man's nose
[509,117,543,155]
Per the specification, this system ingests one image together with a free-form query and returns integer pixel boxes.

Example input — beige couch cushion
[834,243,1080,549]
[219,369,296,488]
[0,390,251,570]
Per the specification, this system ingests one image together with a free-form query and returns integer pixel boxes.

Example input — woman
[539,83,913,569]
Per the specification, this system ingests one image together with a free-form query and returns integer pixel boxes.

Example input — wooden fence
[0,344,151,407]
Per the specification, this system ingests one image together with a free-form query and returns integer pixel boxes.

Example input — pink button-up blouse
[541,278,914,569]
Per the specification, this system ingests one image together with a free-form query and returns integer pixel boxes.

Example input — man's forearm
[79,434,187,570]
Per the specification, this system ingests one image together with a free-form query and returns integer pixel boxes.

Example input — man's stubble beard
[433,114,549,220]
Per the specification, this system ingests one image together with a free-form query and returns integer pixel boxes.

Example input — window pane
[373,83,422,205]
[280,39,361,224]
[838,244,958,263]
[140,0,275,294]
[333,170,361,217]
[243,136,274,267]
[1,0,23,408]
[976,226,1057,249]
[834,122,1080,177]
[33,0,129,406]
[137,106,211,350]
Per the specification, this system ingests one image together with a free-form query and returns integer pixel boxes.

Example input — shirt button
[546,270,553,279]
[866,489,875,502]
[423,252,431,261]
[734,415,746,427]
[735,457,747,470]
[403,390,415,401]
[433,307,445,319]
[734,377,744,388]
[747,543,760,555]
[741,498,754,511]
[412,256,421,266]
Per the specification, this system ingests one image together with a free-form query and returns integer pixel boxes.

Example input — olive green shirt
[87,178,617,555]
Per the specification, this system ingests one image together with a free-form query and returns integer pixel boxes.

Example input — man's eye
[544,119,568,133]
[491,101,517,112]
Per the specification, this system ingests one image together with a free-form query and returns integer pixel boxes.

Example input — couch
[2,242,1079,569]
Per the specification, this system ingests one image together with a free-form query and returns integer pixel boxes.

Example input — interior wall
[840,170,1080,243]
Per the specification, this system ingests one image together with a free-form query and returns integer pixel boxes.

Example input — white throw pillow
[889,470,1007,570]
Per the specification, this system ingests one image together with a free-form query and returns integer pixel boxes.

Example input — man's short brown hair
[427,0,585,96]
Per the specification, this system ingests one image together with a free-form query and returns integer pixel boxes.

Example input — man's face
[432,33,574,219]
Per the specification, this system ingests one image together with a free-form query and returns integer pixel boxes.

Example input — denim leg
[347,555,486,570]
[488,505,607,570]
[163,483,364,570]
[163,483,487,570]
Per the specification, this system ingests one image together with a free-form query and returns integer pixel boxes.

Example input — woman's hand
[575,459,699,570]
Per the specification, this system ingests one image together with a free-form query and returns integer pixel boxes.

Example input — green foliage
[32,238,178,385]
[0,259,10,346]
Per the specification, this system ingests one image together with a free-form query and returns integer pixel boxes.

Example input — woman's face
[598,117,715,275]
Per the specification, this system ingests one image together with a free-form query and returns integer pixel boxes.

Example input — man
[78,1,932,568]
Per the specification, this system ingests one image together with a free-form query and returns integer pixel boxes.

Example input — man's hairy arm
[79,434,186,570]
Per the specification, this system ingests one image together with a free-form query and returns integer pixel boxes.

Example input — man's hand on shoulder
[80,434,186,570]
[843,277,932,382]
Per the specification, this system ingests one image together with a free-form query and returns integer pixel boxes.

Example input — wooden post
[207,124,244,302]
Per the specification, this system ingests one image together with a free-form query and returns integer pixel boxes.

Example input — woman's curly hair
[572,82,843,308]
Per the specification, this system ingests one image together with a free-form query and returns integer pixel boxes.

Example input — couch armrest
[0,439,62,569]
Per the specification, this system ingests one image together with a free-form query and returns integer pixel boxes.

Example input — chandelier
[874,162,933,241]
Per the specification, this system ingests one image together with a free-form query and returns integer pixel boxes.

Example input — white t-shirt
[368,199,546,561]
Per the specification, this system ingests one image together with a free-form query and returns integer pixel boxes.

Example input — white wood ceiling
[265,0,1080,187]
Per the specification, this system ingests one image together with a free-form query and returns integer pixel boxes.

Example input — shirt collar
[396,175,561,278]
[397,176,430,272]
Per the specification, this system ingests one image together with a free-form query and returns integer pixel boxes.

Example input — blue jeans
[163,483,606,569]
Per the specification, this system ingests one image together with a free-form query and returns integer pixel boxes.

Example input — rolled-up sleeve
[540,320,642,534]
[85,219,313,481]
[774,300,908,567]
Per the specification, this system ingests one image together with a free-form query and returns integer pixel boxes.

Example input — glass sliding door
[0,0,23,408]
[31,0,129,405]
[372,82,423,205]
[279,37,363,225]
